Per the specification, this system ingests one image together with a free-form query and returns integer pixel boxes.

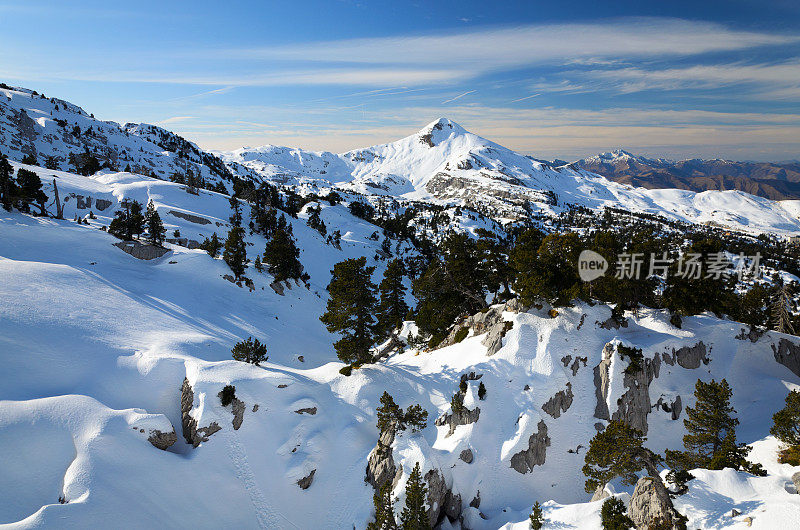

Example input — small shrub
[453,326,469,343]
[778,445,800,465]
[670,313,682,329]
[617,344,644,374]
[231,337,268,365]
[478,381,487,400]
[529,501,545,530]
[339,365,353,376]
[459,379,468,393]
[548,309,559,318]
[219,384,236,406]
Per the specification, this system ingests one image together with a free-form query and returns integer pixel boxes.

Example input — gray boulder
[459,448,474,464]
[181,378,221,447]
[147,429,177,450]
[114,241,169,260]
[772,339,800,377]
[435,405,480,437]
[629,476,683,530]
[510,420,550,474]
[297,469,316,490]
[542,382,574,419]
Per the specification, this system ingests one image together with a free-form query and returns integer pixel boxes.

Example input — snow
[2,90,800,528]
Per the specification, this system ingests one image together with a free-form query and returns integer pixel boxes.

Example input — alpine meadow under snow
[1,83,800,530]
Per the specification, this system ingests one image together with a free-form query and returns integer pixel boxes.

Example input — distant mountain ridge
[573,149,800,200]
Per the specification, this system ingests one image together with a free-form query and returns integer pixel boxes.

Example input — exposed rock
[469,491,481,509]
[95,198,112,211]
[425,468,462,526]
[594,422,605,431]
[365,427,397,489]
[169,210,212,225]
[294,407,317,415]
[672,342,708,369]
[270,281,285,296]
[297,469,315,490]
[736,327,764,343]
[510,420,550,473]
[591,484,610,502]
[181,378,221,447]
[792,471,800,493]
[459,448,474,463]
[594,341,661,434]
[561,355,572,367]
[435,405,480,437]
[231,398,245,430]
[654,395,682,420]
[598,316,628,329]
[147,429,177,450]
[114,240,169,260]
[730,508,741,517]
[252,404,259,412]
[542,382,574,419]
[629,476,683,530]
[772,339,800,377]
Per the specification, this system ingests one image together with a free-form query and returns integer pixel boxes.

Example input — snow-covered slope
[2,163,800,528]
[222,119,800,235]
[0,84,235,187]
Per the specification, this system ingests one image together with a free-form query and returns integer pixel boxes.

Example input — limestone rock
[591,484,610,502]
[231,397,245,430]
[435,405,480,437]
[181,378,222,447]
[114,240,169,260]
[294,407,317,415]
[95,198,112,211]
[672,342,708,369]
[792,471,800,493]
[510,420,550,474]
[424,468,462,526]
[629,476,683,530]
[542,382,573,419]
[147,429,177,450]
[365,428,396,489]
[297,469,315,490]
[772,339,800,377]
[459,448,474,464]
[168,210,212,225]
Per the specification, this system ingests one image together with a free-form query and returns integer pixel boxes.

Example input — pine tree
[254,255,263,272]
[666,378,763,474]
[307,204,326,235]
[771,390,800,464]
[511,230,582,307]
[223,226,247,279]
[529,501,545,530]
[367,481,398,530]
[15,168,47,214]
[0,153,18,211]
[663,239,736,317]
[108,199,144,240]
[228,194,243,227]
[600,497,633,530]
[263,222,304,282]
[200,232,223,258]
[320,257,378,365]
[399,463,430,530]
[772,281,797,335]
[231,337,268,365]
[377,258,409,337]
[144,200,166,246]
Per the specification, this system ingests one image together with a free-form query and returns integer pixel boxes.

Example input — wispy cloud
[154,116,195,125]
[510,93,540,103]
[442,90,476,104]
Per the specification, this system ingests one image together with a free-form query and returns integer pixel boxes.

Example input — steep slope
[222,120,800,235]
[2,164,800,528]
[0,84,235,188]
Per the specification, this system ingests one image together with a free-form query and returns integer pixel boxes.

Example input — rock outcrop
[365,427,399,490]
[629,476,684,530]
[435,405,480,437]
[425,468,462,526]
[459,448,474,464]
[181,378,221,447]
[147,429,178,450]
[510,420,550,474]
[435,300,519,355]
[542,382,573,419]
[297,469,316,490]
[114,240,169,260]
[594,342,661,434]
[772,338,800,377]
[168,210,212,225]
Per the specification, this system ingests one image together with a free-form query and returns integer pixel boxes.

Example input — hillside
[1,161,800,528]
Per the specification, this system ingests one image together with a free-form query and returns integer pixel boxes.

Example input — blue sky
[1,0,799,160]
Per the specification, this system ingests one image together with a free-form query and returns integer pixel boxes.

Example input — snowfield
[1,163,799,528]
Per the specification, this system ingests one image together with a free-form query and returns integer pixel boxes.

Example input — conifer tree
[772,281,797,335]
[108,199,145,240]
[200,232,222,258]
[307,204,326,235]
[529,501,545,530]
[144,200,166,246]
[320,257,378,364]
[223,226,247,279]
[666,379,763,474]
[228,194,243,227]
[511,230,582,307]
[377,258,409,336]
[399,463,430,530]
[231,337,268,365]
[263,222,304,282]
[367,481,398,530]
[771,390,800,464]
[0,153,18,211]
[600,498,633,530]
[15,168,47,214]
[254,255,263,272]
